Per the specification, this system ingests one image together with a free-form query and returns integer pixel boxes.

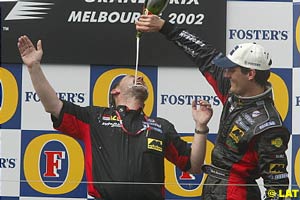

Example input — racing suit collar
[232,82,273,106]
[115,105,146,134]
[115,105,144,117]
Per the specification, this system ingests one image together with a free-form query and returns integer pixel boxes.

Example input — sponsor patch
[269,163,285,174]
[101,121,121,128]
[268,173,288,180]
[235,116,250,131]
[147,138,162,152]
[242,113,255,125]
[252,110,261,118]
[271,137,283,148]
[225,125,245,152]
[259,121,276,130]
[228,125,245,143]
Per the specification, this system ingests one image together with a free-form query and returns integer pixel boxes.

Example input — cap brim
[213,56,238,68]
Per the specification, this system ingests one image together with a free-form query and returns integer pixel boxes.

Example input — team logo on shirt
[101,114,118,121]
[147,138,162,152]
[226,125,245,152]
[99,114,121,127]
[143,119,162,133]
[269,163,285,174]
[251,110,262,118]
[271,137,283,148]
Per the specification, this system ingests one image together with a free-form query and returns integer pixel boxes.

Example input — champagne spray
[135,0,169,85]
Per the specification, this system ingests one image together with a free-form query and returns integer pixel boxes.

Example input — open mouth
[130,82,148,91]
[134,82,143,86]
[132,84,147,89]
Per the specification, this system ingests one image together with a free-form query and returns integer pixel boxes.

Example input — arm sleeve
[256,128,290,199]
[51,100,91,140]
[157,117,192,172]
[160,22,230,104]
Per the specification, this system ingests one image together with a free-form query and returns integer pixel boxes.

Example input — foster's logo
[22,132,86,196]
[0,65,21,128]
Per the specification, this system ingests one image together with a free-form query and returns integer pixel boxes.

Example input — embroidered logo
[147,138,162,152]
[271,137,283,148]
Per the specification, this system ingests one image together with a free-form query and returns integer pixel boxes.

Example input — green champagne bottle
[136,0,169,38]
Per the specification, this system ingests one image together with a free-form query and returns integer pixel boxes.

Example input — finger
[18,36,26,48]
[138,15,150,21]
[192,100,197,110]
[136,25,148,32]
[17,36,27,54]
[23,35,34,50]
[37,40,42,51]
[199,100,211,107]
[19,35,30,52]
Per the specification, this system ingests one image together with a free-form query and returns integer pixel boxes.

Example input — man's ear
[248,69,256,80]
[110,88,120,95]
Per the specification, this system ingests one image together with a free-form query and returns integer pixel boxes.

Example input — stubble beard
[129,85,149,102]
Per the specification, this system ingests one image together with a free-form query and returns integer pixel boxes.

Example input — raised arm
[188,100,213,174]
[18,35,62,118]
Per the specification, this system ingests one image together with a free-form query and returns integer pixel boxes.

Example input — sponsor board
[227,1,293,68]
[164,134,216,198]
[0,63,296,199]
[0,7,1,65]
[0,0,225,66]
[21,64,90,130]
[20,130,86,198]
[157,66,222,133]
[0,64,22,129]
[294,2,300,67]
[270,68,292,130]
[0,129,21,197]
[293,68,300,133]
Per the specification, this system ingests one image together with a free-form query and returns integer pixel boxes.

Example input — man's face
[119,75,149,101]
[223,66,252,97]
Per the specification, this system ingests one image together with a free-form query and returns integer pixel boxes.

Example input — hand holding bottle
[136,0,169,38]
[136,15,165,33]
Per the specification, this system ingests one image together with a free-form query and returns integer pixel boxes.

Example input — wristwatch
[195,127,209,135]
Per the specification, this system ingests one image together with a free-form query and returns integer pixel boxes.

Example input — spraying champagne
[134,0,169,85]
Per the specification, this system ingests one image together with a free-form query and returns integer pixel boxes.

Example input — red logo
[43,151,65,177]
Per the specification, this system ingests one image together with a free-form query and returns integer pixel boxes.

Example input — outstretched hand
[135,15,165,33]
[192,100,213,127]
[17,35,43,68]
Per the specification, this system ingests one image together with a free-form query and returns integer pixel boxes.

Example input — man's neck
[116,98,143,110]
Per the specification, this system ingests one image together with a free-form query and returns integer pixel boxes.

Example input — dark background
[1,0,226,66]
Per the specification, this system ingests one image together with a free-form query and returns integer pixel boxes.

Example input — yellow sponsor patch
[147,138,162,152]
[271,137,283,148]
[269,163,285,174]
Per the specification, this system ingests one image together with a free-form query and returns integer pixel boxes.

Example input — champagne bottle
[136,0,169,38]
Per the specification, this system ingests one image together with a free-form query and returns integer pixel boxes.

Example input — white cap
[213,43,272,71]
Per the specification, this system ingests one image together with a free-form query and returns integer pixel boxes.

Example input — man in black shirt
[18,35,213,200]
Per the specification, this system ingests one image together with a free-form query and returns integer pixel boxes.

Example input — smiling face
[223,66,253,97]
